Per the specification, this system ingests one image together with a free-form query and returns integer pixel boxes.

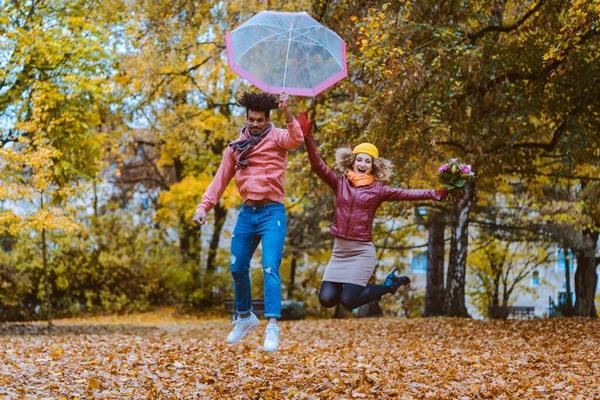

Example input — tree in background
[0,0,121,323]
[538,176,600,317]
[467,232,551,318]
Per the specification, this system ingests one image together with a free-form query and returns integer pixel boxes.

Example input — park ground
[0,309,599,399]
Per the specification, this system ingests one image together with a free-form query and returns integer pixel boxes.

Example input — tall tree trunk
[501,284,508,307]
[200,202,228,305]
[574,231,599,317]
[487,271,503,319]
[173,156,201,263]
[563,246,574,316]
[424,209,445,316]
[93,179,98,218]
[206,202,228,276]
[444,183,474,317]
[179,212,201,262]
[42,227,52,332]
[333,304,351,318]
[288,256,297,299]
[492,278,500,307]
[40,193,52,333]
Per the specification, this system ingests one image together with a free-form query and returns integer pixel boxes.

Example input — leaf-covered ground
[1,311,599,399]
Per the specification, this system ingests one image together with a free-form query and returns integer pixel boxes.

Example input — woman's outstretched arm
[297,111,339,192]
[382,185,452,202]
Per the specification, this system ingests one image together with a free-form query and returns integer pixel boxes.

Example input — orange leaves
[0,316,598,398]
[51,346,64,359]
[87,378,102,390]
[352,5,397,54]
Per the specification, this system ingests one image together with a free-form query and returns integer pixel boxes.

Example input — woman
[297,112,454,311]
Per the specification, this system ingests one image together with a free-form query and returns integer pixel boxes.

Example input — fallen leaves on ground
[0,315,599,399]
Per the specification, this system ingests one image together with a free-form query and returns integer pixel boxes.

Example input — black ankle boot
[384,268,411,294]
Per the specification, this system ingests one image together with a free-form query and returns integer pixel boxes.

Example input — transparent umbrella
[225,11,347,97]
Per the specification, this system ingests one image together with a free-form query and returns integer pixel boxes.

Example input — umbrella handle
[279,92,289,110]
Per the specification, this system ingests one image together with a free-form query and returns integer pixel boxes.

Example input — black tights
[319,281,392,310]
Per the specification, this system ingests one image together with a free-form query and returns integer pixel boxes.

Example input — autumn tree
[0,0,122,323]
[467,233,551,317]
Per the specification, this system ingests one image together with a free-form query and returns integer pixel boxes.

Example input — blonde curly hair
[333,145,394,182]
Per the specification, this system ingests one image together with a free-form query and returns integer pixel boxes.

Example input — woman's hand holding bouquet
[437,159,475,202]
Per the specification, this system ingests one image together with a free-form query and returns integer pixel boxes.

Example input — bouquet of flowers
[437,159,475,201]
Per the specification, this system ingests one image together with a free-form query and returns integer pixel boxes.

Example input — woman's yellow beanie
[352,143,379,159]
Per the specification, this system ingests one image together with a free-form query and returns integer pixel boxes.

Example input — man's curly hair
[238,91,279,118]
[334,146,394,182]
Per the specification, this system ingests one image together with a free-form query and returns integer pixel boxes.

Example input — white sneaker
[263,323,281,352]
[226,312,259,344]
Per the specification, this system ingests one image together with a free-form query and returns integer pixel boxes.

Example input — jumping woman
[297,111,455,311]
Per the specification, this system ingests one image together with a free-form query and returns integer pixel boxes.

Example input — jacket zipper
[345,186,356,238]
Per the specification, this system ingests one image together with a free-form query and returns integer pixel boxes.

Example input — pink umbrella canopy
[225,11,347,97]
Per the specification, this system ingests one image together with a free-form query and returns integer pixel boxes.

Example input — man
[193,91,303,352]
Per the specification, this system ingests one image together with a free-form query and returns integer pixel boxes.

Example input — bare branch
[136,143,169,190]
[117,177,166,186]
[437,140,467,152]
[285,194,307,211]
[185,57,212,73]
[384,238,452,251]
[130,138,162,147]
[471,219,546,234]
[465,0,547,44]
[505,112,571,152]
[197,41,226,49]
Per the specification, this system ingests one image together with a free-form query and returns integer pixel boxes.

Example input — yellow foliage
[156,174,240,226]
[0,207,80,236]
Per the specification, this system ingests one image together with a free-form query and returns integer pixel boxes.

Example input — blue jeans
[230,203,286,318]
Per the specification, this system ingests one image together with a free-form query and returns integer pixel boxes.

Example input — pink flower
[438,164,450,173]
[460,164,472,174]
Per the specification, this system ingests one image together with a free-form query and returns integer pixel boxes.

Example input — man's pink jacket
[196,119,303,215]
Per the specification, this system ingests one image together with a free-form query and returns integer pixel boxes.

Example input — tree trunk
[574,231,599,317]
[199,202,228,305]
[93,179,98,218]
[172,156,201,262]
[206,202,228,276]
[40,193,52,333]
[444,183,474,317]
[492,278,500,307]
[288,256,297,299]
[333,304,351,318]
[179,213,200,262]
[563,246,574,316]
[424,209,445,316]
[358,301,383,318]
[42,227,52,332]
[486,270,503,319]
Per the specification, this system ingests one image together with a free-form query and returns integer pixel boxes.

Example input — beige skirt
[322,237,376,287]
